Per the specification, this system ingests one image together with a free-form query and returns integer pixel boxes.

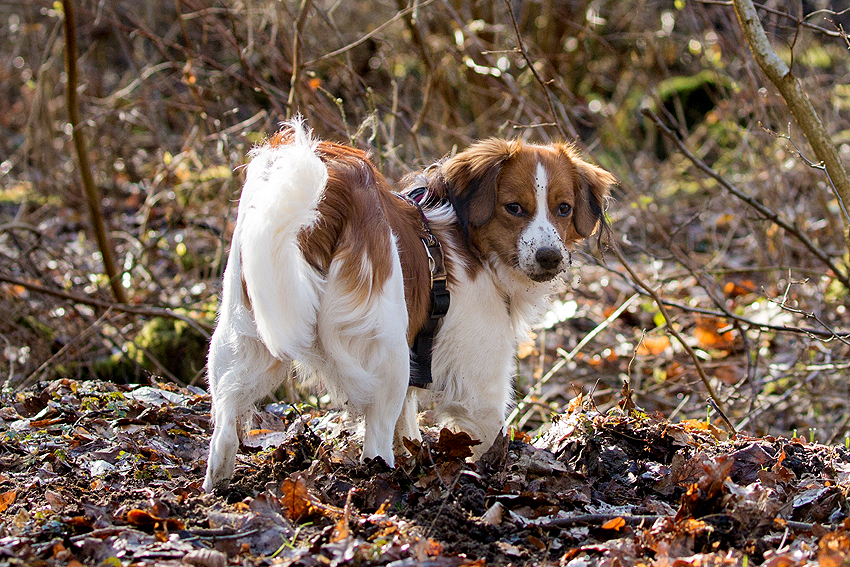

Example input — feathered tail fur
[231,119,326,359]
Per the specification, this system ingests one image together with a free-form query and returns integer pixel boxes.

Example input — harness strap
[397,187,450,388]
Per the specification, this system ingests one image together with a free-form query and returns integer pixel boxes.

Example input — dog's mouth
[526,268,564,282]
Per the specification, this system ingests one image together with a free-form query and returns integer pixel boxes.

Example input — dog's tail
[235,118,326,359]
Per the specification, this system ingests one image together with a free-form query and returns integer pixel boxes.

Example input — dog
[203,120,614,492]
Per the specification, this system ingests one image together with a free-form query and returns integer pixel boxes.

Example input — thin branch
[0,274,212,338]
[287,0,314,116]
[698,1,850,37]
[642,108,850,290]
[765,279,850,347]
[62,0,128,304]
[303,1,436,67]
[762,123,850,227]
[609,242,726,416]
[731,0,850,266]
[501,0,574,141]
[536,513,662,529]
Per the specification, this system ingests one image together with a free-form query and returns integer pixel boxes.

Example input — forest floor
[2,377,850,567]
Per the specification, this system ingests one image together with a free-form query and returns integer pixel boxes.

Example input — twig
[732,0,850,265]
[303,1,435,66]
[735,366,821,431]
[609,241,726,416]
[696,1,849,38]
[762,123,850,227]
[0,274,212,338]
[501,0,573,141]
[507,293,639,428]
[16,309,118,390]
[642,108,850,290]
[536,513,661,529]
[287,0,314,116]
[62,0,127,304]
[764,279,850,347]
[706,397,737,435]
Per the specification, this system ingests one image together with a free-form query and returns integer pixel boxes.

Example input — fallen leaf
[280,477,314,522]
[819,531,850,567]
[0,489,16,513]
[637,335,670,356]
[431,428,481,460]
[602,517,626,531]
[481,502,504,526]
[184,549,227,567]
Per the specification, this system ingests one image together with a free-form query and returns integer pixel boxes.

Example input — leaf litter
[1,378,849,566]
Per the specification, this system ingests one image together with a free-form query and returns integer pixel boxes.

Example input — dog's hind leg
[360,343,409,466]
[203,334,289,492]
[316,236,410,467]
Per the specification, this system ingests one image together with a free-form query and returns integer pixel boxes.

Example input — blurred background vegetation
[1,0,849,443]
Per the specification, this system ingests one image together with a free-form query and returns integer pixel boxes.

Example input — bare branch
[642,108,850,291]
[732,0,850,268]
[609,241,726,416]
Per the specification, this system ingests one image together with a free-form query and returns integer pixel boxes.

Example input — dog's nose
[535,247,562,270]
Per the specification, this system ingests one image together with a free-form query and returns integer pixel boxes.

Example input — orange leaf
[331,515,350,543]
[819,531,850,567]
[694,318,735,350]
[723,279,756,298]
[126,509,160,526]
[636,336,670,356]
[0,489,16,513]
[602,517,626,531]
[422,539,443,556]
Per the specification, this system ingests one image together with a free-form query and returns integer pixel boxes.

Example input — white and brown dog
[203,120,613,491]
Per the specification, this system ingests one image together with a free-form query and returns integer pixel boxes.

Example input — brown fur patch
[279,138,432,344]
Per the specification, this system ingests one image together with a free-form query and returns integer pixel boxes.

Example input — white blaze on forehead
[527,161,560,243]
[516,160,568,274]
[534,162,548,221]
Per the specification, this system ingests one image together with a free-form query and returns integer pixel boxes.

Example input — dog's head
[442,139,614,282]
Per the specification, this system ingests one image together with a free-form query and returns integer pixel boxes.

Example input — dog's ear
[442,138,519,232]
[572,157,615,238]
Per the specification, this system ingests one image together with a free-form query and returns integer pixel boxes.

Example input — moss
[124,317,209,383]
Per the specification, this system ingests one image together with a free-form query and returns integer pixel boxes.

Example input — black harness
[397,186,450,388]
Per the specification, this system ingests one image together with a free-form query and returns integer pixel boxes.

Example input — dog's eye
[557,203,573,217]
[505,203,524,216]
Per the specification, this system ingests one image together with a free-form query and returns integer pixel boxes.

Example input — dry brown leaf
[184,549,227,567]
[431,428,481,460]
[480,502,504,526]
[279,477,314,522]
